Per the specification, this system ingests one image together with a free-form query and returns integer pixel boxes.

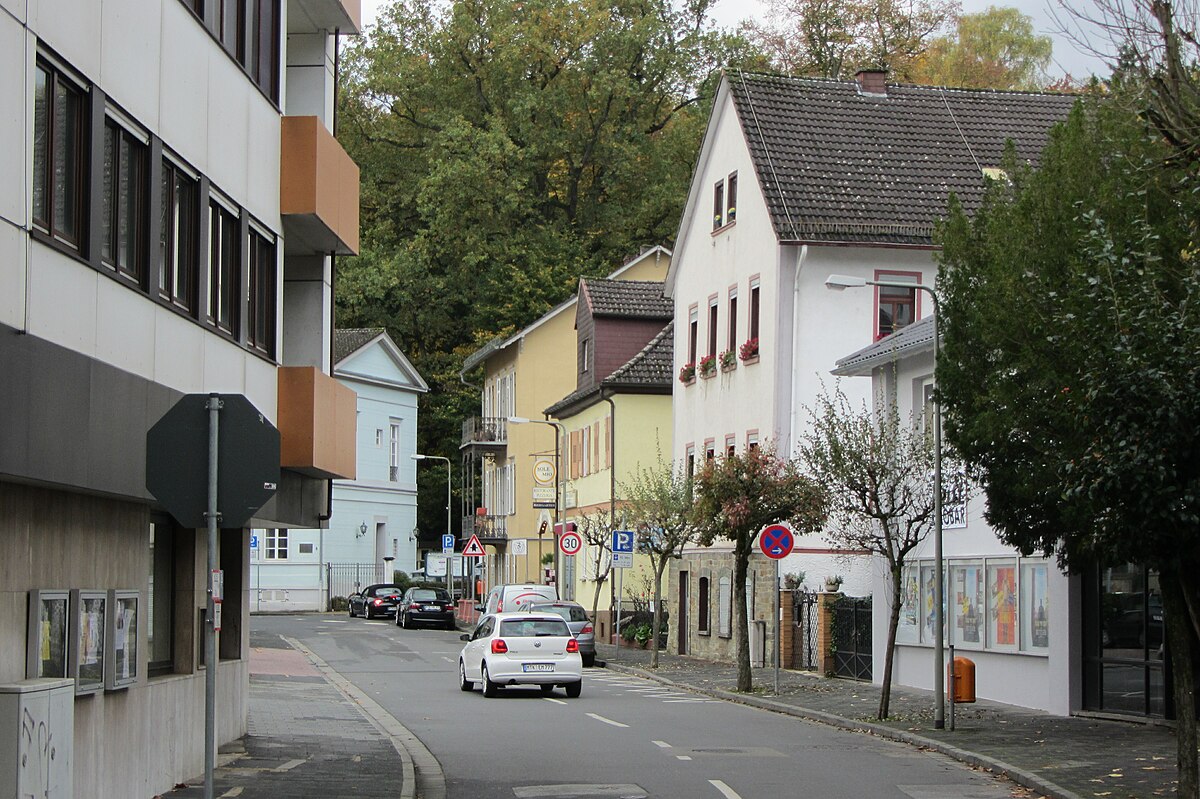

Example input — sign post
[759,523,794,695]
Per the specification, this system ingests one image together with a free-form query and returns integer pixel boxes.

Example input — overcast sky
[359,0,1111,79]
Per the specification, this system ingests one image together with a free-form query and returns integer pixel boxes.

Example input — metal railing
[460,416,508,447]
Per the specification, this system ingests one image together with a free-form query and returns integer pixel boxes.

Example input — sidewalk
[595,642,1179,799]
[165,640,408,799]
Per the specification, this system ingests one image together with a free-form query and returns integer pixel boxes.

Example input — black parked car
[397,587,457,630]
[348,584,404,619]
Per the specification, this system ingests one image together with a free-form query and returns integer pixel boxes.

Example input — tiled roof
[544,322,674,416]
[334,328,384,363]
[582,279,672,319]
[727,71,1076,244]
[604,322,674,387]
[832,315,936,376]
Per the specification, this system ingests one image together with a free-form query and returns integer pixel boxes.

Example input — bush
[330,596,349,612]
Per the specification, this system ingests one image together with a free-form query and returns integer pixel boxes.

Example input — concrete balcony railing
[277,366,357,479]
[280,116,360,256]
[460,416,508,449]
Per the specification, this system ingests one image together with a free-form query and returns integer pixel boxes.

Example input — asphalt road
[253,614,1027,799]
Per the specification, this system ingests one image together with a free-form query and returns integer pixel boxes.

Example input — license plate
[522,663,553,672]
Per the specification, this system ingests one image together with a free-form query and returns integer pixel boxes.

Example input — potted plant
[698,354,717,377]
[739,337,759,362]
[678,362,696,383]
[823,574,844,593]
[719,349,737,370]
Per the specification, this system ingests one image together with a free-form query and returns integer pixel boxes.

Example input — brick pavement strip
[595,643,1180,799]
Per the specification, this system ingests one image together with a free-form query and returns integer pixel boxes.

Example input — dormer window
[713,171,738,230]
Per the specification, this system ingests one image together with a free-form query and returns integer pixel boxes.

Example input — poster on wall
[952,563,984,644]
[26,589,70,679]
[1022,563,1050,650]
[988,562,1017,648]
[106,590,140,689]
[69,589,107,695]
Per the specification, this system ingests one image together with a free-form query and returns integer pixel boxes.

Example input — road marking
[586,712,630,728]
[652,740,671,748]
[676,755,692,761]
[709,780,742,799]
[543,697,568,705]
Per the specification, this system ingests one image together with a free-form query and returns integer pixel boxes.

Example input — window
[265,529,288,559]
[749,280,760,342]
[875,270,920,339]
[707,297,718,358]
[688,306,698,365]
[32,58,87,249]
[208,200,240,334]
[247,227,276,356]
[698,576,710,634]
[101,119,148,281]
[726,172,737,222]
[580,338,590,373]
[712,180,724,230]
[160,159,199,312]
[389,420,401,481]
[147,519,175,675]
[727,289,738,352]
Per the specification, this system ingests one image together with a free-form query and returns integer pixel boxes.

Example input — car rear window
[532,604,588,622]
[499,618,571,638]
[411,590,448,601]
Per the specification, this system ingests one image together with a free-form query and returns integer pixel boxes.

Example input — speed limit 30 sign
[559,530,583,556]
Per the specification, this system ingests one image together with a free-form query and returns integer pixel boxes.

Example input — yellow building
[459,247,671,595]
[544,280,675,642]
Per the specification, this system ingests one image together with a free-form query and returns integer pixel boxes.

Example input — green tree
[911,6,1053,89]
[335,0,756,531]
[937,87,1200,792]
[620,456,698,668]
[800,387,935,719]
[691,445,828,691]
[743,0,959,80]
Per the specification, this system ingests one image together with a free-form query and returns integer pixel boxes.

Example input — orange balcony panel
[278,366,357,479]
[287,0,361,34]
[281,116,360,256]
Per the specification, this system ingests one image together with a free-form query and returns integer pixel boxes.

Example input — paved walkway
[596,642,1180,799]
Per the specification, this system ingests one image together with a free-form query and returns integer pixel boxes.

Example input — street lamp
[412,453,452,590]
[825,273,946,730]
[507,416,564,592]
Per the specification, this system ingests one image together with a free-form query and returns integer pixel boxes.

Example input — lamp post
[507,417,564,592]
[825,273,946,730]
[412,453,452,590]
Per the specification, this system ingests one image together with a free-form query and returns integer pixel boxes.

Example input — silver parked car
[525,600,595,667]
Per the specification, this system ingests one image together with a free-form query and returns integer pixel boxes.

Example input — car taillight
[491,639,508,654]
[566,639,579,654]
[581,623,593,635]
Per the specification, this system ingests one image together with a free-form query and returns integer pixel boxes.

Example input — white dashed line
[652,740,671,748]
[586,713,630,728]
[709,780,742,799]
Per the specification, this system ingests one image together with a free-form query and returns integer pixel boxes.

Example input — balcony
[463,514,508,543]
[277,366,357,479]
[280,116,360,256]
[460,416,508,449]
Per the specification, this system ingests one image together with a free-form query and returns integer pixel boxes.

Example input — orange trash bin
[948,656,976,703]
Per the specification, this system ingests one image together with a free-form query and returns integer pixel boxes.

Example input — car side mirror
[459,633,470,642]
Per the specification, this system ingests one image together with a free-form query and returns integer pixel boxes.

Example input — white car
[458,612,583,698]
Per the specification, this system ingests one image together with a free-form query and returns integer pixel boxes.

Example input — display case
[26,590,70,680]
[68,590,107,696]
[105,590,139,690]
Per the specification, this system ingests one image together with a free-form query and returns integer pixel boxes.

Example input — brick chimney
[855,68,888,96]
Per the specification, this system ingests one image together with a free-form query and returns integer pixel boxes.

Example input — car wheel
[539,684,555,696]
[481,663,498,698]
[565,681,582,698]
[459,660,474,692]
[582,653,595,668]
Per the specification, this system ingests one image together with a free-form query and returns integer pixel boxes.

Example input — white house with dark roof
[664,69,1074,669]
[253,328,429,611]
